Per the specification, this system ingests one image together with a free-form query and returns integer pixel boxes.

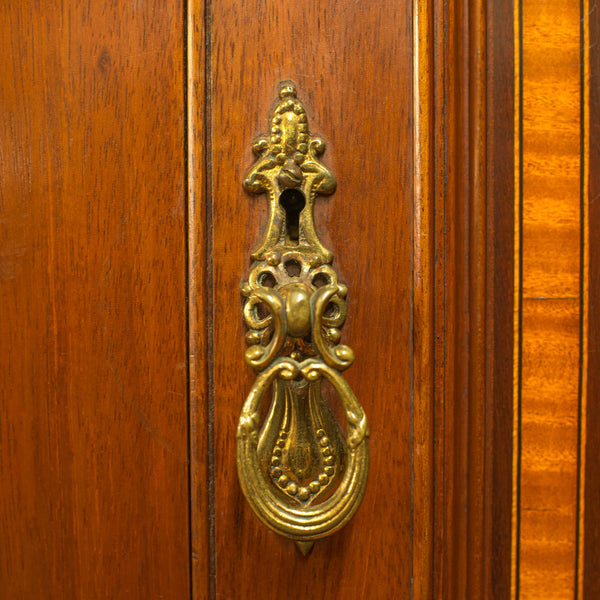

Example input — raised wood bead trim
[414,0,514,598]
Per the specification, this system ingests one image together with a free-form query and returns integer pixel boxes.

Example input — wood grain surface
[203,1,414,598]
[514,1,587,598]
[8,1,590,598]
[0,3,190,598]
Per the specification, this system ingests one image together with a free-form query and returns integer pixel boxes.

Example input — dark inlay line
[583,1,600,597]
[515,0,524,597]
[184,0,193,597]
[575,0,586,596]
[205,0,216,597]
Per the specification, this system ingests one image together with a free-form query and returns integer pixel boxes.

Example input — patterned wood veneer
[514,1,589,598]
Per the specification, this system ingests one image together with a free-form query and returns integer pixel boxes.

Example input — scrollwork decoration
[237,83,369,554]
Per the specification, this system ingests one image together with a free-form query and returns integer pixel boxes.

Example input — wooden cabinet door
[1,1,597,599]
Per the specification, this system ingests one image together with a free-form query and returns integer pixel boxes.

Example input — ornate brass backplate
[237,83,369,554]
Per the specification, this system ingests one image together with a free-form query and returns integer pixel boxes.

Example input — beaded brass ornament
[237,83,369,554]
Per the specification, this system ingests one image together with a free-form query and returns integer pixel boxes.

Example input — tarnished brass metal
[237,83,369,553]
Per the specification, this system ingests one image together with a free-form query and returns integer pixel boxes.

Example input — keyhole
[279,189,306,243]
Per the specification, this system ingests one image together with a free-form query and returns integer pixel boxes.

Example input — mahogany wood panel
[0,3,190,598]
[514,0,587,598]
[203,1,413,598]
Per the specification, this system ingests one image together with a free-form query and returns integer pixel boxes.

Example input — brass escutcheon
[237,83,369,554]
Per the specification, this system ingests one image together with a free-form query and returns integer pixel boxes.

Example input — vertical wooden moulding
[413,0,435,598]
[187,0,211,598]
[486,0,516,598]
[415,0,515,598]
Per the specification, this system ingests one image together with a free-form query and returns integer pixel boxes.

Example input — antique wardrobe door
[0,2,190,598]
[14,0,600,599]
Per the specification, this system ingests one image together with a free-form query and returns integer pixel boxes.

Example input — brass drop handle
[237,84,369,554]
